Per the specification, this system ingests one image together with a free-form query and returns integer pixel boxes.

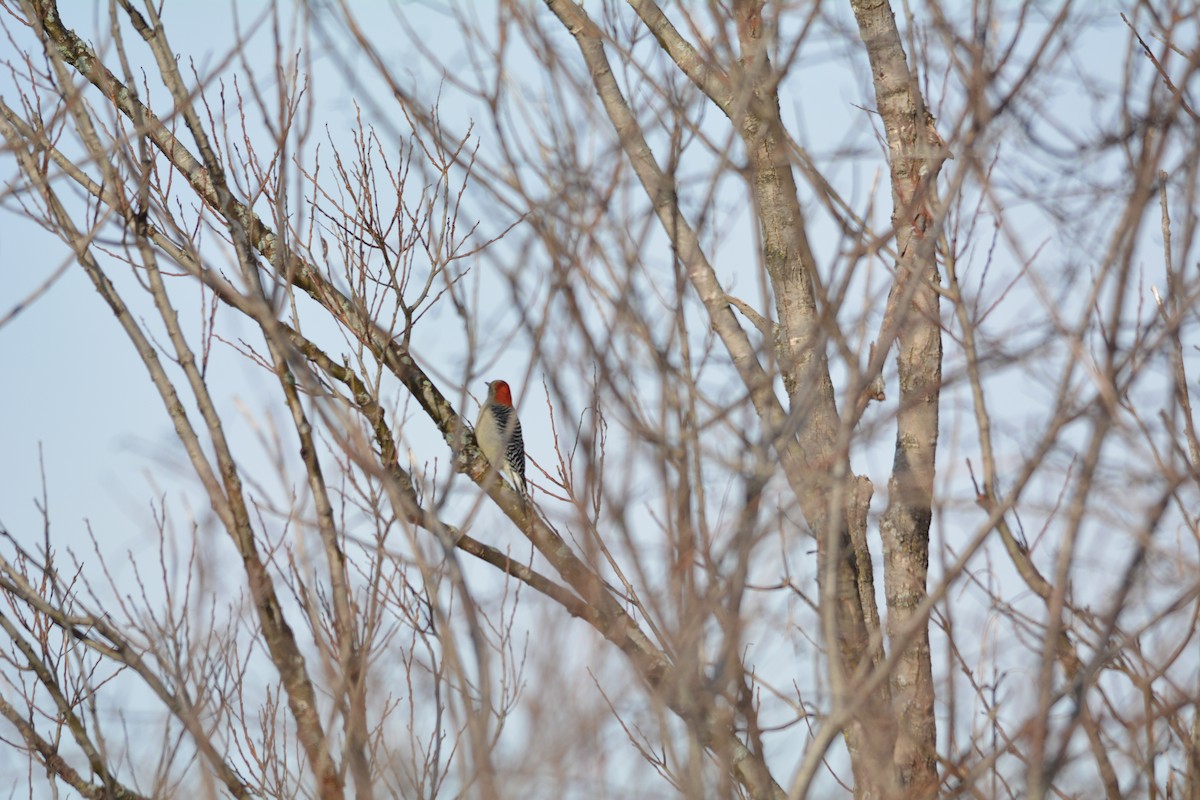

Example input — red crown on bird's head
[487,380,513,406]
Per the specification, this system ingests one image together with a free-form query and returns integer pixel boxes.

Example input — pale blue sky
[1,3,1146,558]
[0,2,1191,793]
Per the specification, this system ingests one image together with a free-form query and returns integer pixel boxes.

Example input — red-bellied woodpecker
[475,379,527,496]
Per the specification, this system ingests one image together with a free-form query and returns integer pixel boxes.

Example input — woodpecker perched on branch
[475,379,527,496]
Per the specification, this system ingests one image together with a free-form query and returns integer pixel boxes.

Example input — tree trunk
[851,0,946,795]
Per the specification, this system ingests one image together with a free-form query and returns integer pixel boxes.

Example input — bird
[474,379,527,496]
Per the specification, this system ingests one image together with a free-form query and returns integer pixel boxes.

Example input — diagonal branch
[624,0,733,113]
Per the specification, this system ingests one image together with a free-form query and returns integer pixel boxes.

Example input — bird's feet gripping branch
[475,379,528,497]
